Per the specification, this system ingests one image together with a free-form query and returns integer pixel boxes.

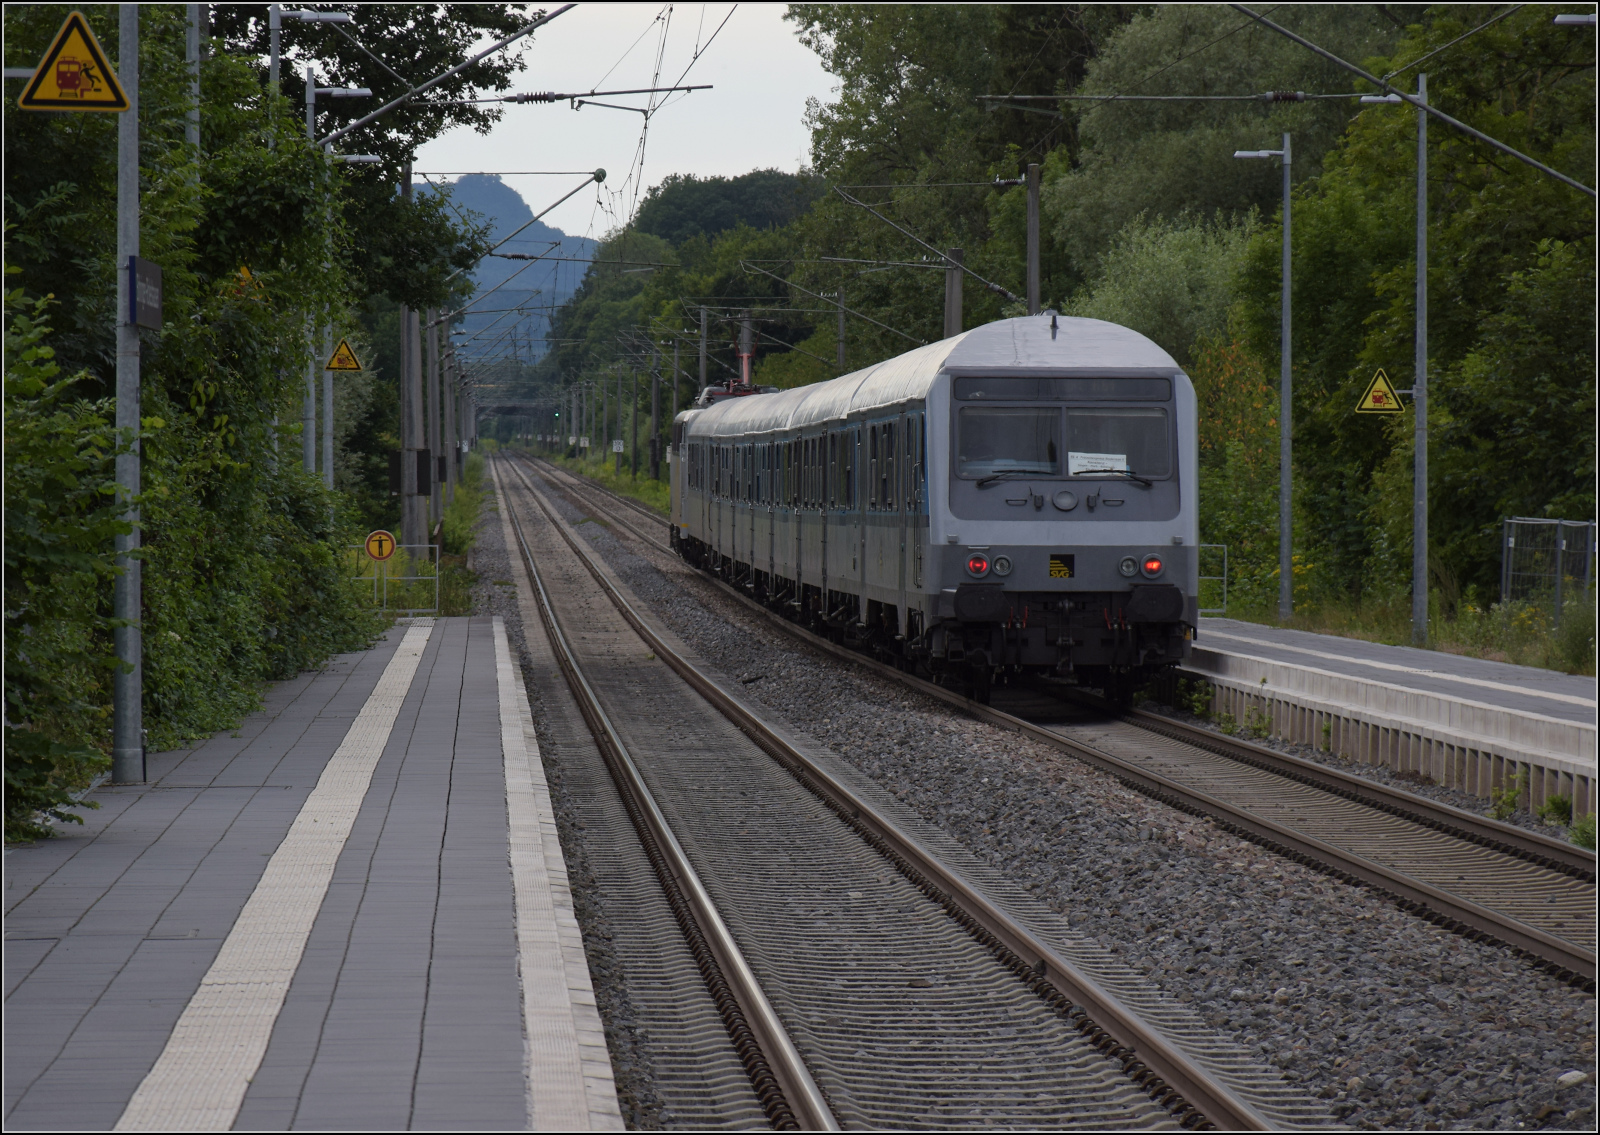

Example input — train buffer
[4,617,622,1132]
[1184,616,1597,820]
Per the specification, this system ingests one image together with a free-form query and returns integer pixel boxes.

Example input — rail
[504,455,1277,1131]
[527,454,1597,991]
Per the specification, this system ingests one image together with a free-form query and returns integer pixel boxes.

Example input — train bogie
[670,315,1198,702]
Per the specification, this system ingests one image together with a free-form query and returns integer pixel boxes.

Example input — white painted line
[1202,629,1598,710]
[114,622,434,1133]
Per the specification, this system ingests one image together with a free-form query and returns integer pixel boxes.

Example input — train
[668,313,1198,702]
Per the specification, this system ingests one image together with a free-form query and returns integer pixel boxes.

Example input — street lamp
[303,70,369,480]
[1234,133,1293,622]
[1361,76,1431,646]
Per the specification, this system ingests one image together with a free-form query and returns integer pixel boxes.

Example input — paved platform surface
[4,616,621,1132]
[1197,617,1596,729]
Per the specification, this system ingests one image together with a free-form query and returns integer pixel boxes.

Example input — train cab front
[924,369,1197,702]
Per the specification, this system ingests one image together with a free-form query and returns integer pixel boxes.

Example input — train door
[898,411,910,633]
[792,439,803,596]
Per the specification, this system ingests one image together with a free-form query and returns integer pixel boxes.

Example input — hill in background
[427,174,597,363]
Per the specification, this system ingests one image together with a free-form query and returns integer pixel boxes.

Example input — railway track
[524,454,1598,993]
[494,456,1330,1131]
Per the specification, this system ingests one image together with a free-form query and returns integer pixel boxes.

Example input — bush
[441,450,486,555]
[4,284,123,839]
[1570,812,1596,851]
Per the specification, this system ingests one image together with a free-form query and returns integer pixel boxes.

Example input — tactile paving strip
[113,623,434,1132]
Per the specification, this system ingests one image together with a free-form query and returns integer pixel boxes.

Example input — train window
[957,407,1060,477]
[1066,407,1170,478]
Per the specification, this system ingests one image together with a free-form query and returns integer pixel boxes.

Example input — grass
[349,450,486,619]
[537,448,670,515]
[1224,594,1596,676]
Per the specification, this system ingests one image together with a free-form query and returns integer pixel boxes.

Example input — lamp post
[1234,133,1293,622]
[303,70,370,478]
[1362,78,1430,645]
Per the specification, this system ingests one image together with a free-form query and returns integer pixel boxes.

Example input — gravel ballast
[522,465,1596,1134]
[468,486,671,1129]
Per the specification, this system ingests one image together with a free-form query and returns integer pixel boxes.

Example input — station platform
[1184,617,1597,817]
[4,617,622,1132]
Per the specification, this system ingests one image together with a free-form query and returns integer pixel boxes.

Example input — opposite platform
[1183,617,1597,816]
[4,616,621,1132]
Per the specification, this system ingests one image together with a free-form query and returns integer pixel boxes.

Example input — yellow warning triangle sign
[18,12,129,112]
[1355,368,1405,414]
[325,338,363,371]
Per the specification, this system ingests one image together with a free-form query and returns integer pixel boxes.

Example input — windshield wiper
[976,470,1040,487]
[1071,467,1152,487]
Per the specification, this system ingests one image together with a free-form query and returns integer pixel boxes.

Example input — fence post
[1555,524,1566,625]
[1500,519,1512,606]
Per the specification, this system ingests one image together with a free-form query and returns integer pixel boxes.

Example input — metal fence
[1500,517,1596,621]
[350,544,439,615]
[1198,543,1228,615]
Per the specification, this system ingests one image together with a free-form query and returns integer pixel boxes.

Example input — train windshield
[957,407,1059,476]
[1066,408,1170,478]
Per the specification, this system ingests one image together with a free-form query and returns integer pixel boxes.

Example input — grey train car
[669,314,1198,702]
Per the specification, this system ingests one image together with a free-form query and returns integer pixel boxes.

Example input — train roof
[685,314,1180,438]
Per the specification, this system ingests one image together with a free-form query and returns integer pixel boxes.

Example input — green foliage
[1177,677,1213,719]
[441,451,486,556]
[1233,7,1595,606]
[1044,5,1399,278]
[4,282,122,839]
[635,170,824,245]
[1065,212,1257,365]
[1570,811,1596,851]
[1536,793,1573,828]
[1490,770,1528,822]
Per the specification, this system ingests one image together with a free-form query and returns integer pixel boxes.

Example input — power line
[833,188,1022,303]
[739,261,925,344]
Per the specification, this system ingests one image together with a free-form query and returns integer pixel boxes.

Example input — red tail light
[966,553,991,576]
[1142,555,1164,577]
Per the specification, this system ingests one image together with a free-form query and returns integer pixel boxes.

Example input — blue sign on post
[128,255,162,329]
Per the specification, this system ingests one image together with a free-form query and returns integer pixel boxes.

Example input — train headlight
[1118,556,1139,578]
[1141,555,1164,578]
[966,553,991,577]
[992,555,1013,576]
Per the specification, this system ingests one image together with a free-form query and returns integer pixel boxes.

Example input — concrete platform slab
[1184,617,1598,815]
[4,617,621,1132]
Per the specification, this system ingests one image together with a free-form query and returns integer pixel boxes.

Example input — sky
[413,3,837,241]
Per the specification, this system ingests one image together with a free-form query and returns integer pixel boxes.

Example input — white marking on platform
[1202,630,1598,710]
[114,622,434,1132]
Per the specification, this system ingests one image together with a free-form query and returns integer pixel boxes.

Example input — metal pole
[651,347,661,480]
[837,287,846,373]
[268,4,280,90]
[185,5,200,153]
[322,326,334,488]
[1412,76,1428,646]
[427,308,441,522]
[631,370,639,478]
[303,67,317,474]
[615,368,623,474]
[1278,133,1293,622]
[699,305,708,393]
[113,4,142,785]
[1025,164,1041,316]
[443,337,457,504]
[944,248,964,339]
[1554,523,1565,625]
[672,339,680,424]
